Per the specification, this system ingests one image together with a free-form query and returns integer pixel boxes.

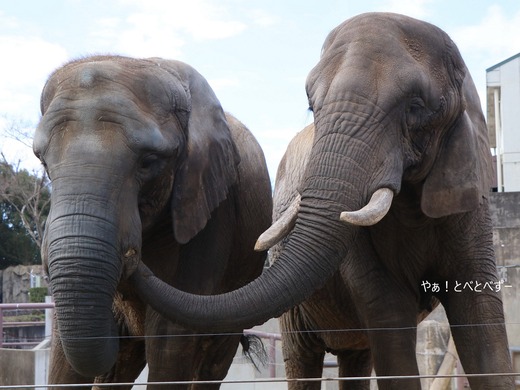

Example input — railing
[2,303,518,388]
[0,302,289,375]
[0,302,54,348]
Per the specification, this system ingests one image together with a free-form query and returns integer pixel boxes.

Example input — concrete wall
[490,192,520,348]
[0,348,35,386]
[0,345,50,389]
[487,54,520,191]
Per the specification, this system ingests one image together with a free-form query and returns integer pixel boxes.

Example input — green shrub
[29,287,49,303]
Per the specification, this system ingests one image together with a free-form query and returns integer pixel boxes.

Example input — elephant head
[130,13,492,331]
[34,55,240,376]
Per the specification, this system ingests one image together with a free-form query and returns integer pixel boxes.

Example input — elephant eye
[307,97,314,113]
[139,154,165,180]
[407,97,425,113]
[41,162,51,181]
[406,97,427,128]
[141,154,159,170]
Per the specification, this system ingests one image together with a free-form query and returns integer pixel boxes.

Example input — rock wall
[0,265,48,303]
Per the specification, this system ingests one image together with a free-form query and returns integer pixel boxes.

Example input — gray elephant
[33,55,272,389]
[130,13,514,389]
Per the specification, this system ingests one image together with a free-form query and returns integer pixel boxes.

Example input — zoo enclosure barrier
[0,300,54,348]
[1,302,519,389]
[0,301,287,375]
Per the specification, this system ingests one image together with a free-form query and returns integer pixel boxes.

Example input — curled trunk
[131,131,381,331]
[132,200,351,331]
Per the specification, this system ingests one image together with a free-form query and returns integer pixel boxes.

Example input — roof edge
[486,52,520,72]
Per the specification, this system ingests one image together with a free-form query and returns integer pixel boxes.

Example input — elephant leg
[147,334,240,389]
[190,333,243,389]
[366,325,419,390]
[145,320,195,389]
[337,349,372,390]
[48,325,93,389]
[345,232,421,390]
[146,310,242,389]
[280,309,325,390]
[93,337,146,390]
[444,290,514,389]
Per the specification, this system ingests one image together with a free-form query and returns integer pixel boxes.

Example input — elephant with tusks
[130,13,514,390]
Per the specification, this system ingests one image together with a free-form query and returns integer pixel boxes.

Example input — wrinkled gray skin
[270,123,507,390]
[33,55,272,389]
[130,13,514,389]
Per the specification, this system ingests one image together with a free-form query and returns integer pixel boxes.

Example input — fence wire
[0,372,518,389]
[1,304,519,388]
[3,316,520,343]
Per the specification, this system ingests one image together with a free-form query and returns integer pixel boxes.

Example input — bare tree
[1,117,50,253]
[0,114,34,148]
[0,153,50,249]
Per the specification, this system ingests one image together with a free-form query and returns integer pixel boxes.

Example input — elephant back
[269,124,315,265]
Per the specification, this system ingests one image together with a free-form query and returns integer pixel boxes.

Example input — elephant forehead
[56,60,182,110]
[75,63,103,89]
[308,26,447,110]
[321,13,447,70]
[64,61,130,89]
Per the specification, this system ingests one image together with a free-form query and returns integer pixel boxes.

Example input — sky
[1,0,520,178]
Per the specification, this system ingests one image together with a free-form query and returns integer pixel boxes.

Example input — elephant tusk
[254,194,301,251]
[339,188,393,226]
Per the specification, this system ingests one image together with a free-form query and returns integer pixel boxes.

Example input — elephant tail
[240,334,268,372]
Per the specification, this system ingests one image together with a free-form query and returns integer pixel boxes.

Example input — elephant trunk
[132,130,385,331]
[133,200,350,330]
[46,210,121,377]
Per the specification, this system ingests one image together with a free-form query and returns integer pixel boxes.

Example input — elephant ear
[157,60,239,244]
[421,79,492,218]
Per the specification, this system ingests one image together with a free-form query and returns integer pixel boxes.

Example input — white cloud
[452,5,520,60]
[249,9,278,27]
[0,10,19,29]
[91,0,247,58]
[0,35,68,119]
[208,77,240,92]
[449,5,520,114]
[0,12,68,163]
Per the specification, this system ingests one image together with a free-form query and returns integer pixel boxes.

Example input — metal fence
[1,302,519,389]
[0,302,54,348]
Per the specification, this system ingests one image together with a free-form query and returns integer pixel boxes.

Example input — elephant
[129,13,515,389]
[33,55,272,389]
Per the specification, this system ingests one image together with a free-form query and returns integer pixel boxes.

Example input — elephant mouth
[255,187,394,251]
[122,247,140,279]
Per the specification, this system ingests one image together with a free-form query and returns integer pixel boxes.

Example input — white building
[487,53,520,192]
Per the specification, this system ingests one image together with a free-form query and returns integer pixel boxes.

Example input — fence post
[45,296,53,340]
[0,307,3,348]
[269,334,276,378]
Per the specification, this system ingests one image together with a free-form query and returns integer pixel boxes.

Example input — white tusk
[255,195,301,251]
[339,188,393,226]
